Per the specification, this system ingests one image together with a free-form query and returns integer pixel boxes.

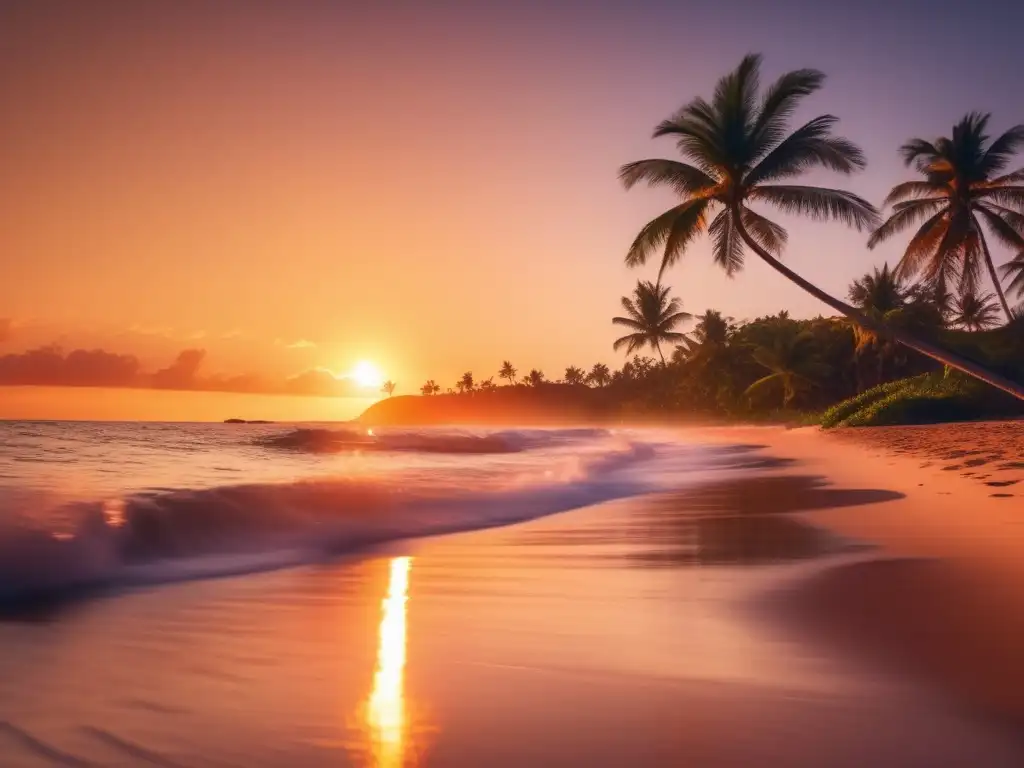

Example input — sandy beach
[0,423,1023,766]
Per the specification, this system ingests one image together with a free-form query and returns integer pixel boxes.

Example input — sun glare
[352,361,384,388]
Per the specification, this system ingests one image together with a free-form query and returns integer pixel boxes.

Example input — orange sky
[4,1,1024,420]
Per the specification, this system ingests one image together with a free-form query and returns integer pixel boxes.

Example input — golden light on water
[366,557,411,767]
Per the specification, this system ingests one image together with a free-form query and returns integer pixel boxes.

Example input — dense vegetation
[366,55,1024,428]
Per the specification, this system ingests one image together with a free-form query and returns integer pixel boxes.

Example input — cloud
[0,345,141,387]
[0,344,376,398]
[151,349,206,389]
[286,339,317,349]
[0,318,10,343]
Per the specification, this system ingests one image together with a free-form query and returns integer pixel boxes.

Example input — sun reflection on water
[366,557,411,767]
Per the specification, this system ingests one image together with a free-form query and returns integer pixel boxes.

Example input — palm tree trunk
[976,227,1014,321]
[655,343,665,365]
[732,211,1024,402]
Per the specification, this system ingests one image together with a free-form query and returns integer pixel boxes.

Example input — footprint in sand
[991,493,1015,498]
[985,480,1020,487]
[999,462,1024,471]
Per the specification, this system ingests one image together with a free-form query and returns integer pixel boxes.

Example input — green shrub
[819,375,927,428]
[819,371,1011,428]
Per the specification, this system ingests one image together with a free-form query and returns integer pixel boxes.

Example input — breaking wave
[0,428,764,609]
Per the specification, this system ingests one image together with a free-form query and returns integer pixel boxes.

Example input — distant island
[224,418,276,424]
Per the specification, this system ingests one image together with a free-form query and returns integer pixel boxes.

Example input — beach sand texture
[0,424,1021,766]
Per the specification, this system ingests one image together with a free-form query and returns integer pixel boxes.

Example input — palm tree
[953,291,1002,331]
[848,263,907,314]
[457,371,474,393]
[563,366,586,385]
[587,363,611,387]
[479,377,496,391]
[620,54,1024,401]
[745,330,830,407]
[499,360,517,386]
[381,380,397,397]
[420,380,440,396]
[870,113,1024,321]
[612,280,691,363]
[526,369,545,387]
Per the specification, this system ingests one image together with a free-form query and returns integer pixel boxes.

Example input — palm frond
[612,333,645,354]
[740,206,787,254]
[899,138,941,171]
[883,180,947,206]
[618,159,717,195]
[744,372,782,399]
[653,101,727,172]
[895,209,949,280]
[711,53,761,164]
[708,209,744,275]
[980,124,1024,176]
[625,200,704,268]
[659,199,712,277]
[999,253,1024,298]
[869,198,949,248]
[976,185,1024,211]
[612,316,647,331]
[745,115,864,185]
[752,185,880,230]
[751,68,825,156]
[974,205,1024,251]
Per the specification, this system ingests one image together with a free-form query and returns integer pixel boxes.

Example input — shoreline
[703,422,1024,728]
[0,422,1022,764]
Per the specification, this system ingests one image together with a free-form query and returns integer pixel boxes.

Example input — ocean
[0,421,756,609]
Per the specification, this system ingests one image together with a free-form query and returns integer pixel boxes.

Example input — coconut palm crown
[869,112,1024,320]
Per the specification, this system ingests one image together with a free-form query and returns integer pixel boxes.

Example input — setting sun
[352,361,385,388]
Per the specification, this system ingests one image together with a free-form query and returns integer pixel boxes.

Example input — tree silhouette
[381,380,397,397]
[499,360,518,386]
[563,366,586,385]
[953,291,1002,331]
[420,380,440,395]
[612,280,691,363]
[526,369,545,387]
[587,363,611,387]
[457,371,475,393]
[870,113,1024,320]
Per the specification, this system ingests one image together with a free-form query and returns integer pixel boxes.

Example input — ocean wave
[0,434,763,611]
[256,426,611,455]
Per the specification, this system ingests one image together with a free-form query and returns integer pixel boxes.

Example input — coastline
[0,422,1022,765]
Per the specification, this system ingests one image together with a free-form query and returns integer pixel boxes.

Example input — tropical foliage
[612,281,690,362]
[869,113,1024,320]
[620,54,1024,401]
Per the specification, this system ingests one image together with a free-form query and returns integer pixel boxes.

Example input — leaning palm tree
[587,363,611,387]
[952,291,1002,331]
[745,330,830,408]
[612,280,691,363]
[380,380,397,397]
[620,54,1024,400]
[869,113,1024,321]
[499,360,517,386]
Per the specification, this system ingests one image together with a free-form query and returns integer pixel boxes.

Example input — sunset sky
[3,0,1024,420]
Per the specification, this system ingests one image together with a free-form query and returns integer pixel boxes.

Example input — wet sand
[1,428,1023,765]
